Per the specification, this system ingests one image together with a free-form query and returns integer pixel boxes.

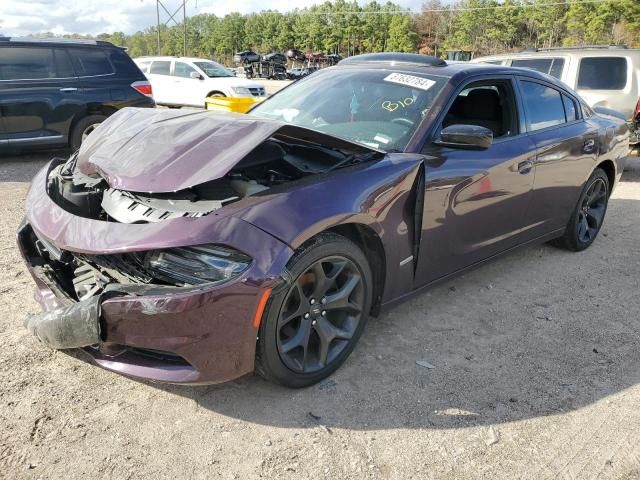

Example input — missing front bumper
[24,294,102,349]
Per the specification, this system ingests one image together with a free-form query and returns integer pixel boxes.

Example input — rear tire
[256,233,373,388]
[70,114,107,151]
[558,168,609,251]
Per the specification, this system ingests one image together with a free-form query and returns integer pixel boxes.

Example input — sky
[0,0,424,37]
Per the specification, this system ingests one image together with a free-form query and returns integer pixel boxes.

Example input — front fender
[234,154,426,303]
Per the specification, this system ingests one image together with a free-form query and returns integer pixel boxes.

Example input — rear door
[147,60,173,104]
[69,46,119,111]
[0,45,80,147]
[517,77,599,234]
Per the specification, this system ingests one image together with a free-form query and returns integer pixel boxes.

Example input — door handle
[59,87,78,92]
[583,138,596,153]
[517,160,534,174]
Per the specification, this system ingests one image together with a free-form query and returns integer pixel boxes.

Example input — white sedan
[134,56,266,108]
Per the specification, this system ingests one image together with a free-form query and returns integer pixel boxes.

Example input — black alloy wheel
[256,233,373,387]
[559,168,610,251]
[576,177,607,244]
[276,256,365,374]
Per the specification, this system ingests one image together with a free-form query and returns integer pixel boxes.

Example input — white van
[472,46,640,147]
[134,56,266,108]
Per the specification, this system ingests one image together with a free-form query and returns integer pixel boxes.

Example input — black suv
[0,37,155,152]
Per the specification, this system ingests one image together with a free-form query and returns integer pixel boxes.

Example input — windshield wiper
[325,151,382,173]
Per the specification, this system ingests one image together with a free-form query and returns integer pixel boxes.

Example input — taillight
[131,81,153,97]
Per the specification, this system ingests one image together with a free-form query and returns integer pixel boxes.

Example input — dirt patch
[1,152,639,479]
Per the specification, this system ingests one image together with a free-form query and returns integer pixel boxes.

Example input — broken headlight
[145,245,251,286]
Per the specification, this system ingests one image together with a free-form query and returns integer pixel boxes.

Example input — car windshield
[250,68,448,151]
[194,61,232,78]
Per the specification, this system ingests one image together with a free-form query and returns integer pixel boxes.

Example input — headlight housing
[145,245,251,286]
[231,86,252,97]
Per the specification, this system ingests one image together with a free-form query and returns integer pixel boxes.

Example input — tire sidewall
[257,234,373,388]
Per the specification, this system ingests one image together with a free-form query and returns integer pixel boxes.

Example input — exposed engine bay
[47,135,381,224]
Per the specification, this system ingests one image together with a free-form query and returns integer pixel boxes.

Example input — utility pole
[156,1,161,55]
[155,0,188,56]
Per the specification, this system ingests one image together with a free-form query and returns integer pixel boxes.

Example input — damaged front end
[18,108,384,382]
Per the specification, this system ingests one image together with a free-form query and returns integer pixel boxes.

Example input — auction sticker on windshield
[384,73,436,91]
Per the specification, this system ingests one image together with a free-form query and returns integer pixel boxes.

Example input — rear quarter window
[107,49,142,76]
[577,57,627,90]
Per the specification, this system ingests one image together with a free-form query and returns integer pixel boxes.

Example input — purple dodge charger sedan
[19,54,629,387]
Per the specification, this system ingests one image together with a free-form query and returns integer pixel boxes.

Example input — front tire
[256,233,373,388]
[559,168,610,251]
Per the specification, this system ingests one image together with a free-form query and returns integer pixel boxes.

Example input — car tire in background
[559,168,610,252]
[256,233,373,388]
[70,114,107,151]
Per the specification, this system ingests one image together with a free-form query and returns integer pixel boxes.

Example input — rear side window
[0,47,57,80]
[562,94,578,122]
[520,81,566,131]
[577,57,627,90]
[150,61,170,75]
[511,58,565,79]
[71,48,114,76]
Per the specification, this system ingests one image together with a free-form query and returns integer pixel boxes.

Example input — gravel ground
[0,152,639,480]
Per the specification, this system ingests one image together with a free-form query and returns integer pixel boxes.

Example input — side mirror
[190,71,203,80]
[435,124,493,149]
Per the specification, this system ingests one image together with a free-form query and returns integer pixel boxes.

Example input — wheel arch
[68,106,116,147]
[325,223,386,317]
[594,159,616,195]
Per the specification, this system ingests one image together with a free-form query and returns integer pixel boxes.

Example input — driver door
[414,77,538,286]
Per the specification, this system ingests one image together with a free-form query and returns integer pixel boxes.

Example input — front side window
[520,81,566,131]
[149,61,171,75]
[511,58,565,79]
[577,57,627,90]
[442,81,518,138]
[72,48,114,76]
[173,62,197,78]
[0,47,57,80]
[250,68,448,151]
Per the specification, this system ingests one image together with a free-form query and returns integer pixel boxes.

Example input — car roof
[335,55,563,85]
[0,36,118,48]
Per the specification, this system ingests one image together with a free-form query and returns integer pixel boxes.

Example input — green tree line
[37,0,640,63]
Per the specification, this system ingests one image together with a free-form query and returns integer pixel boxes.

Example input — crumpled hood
[77,108,288,192]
